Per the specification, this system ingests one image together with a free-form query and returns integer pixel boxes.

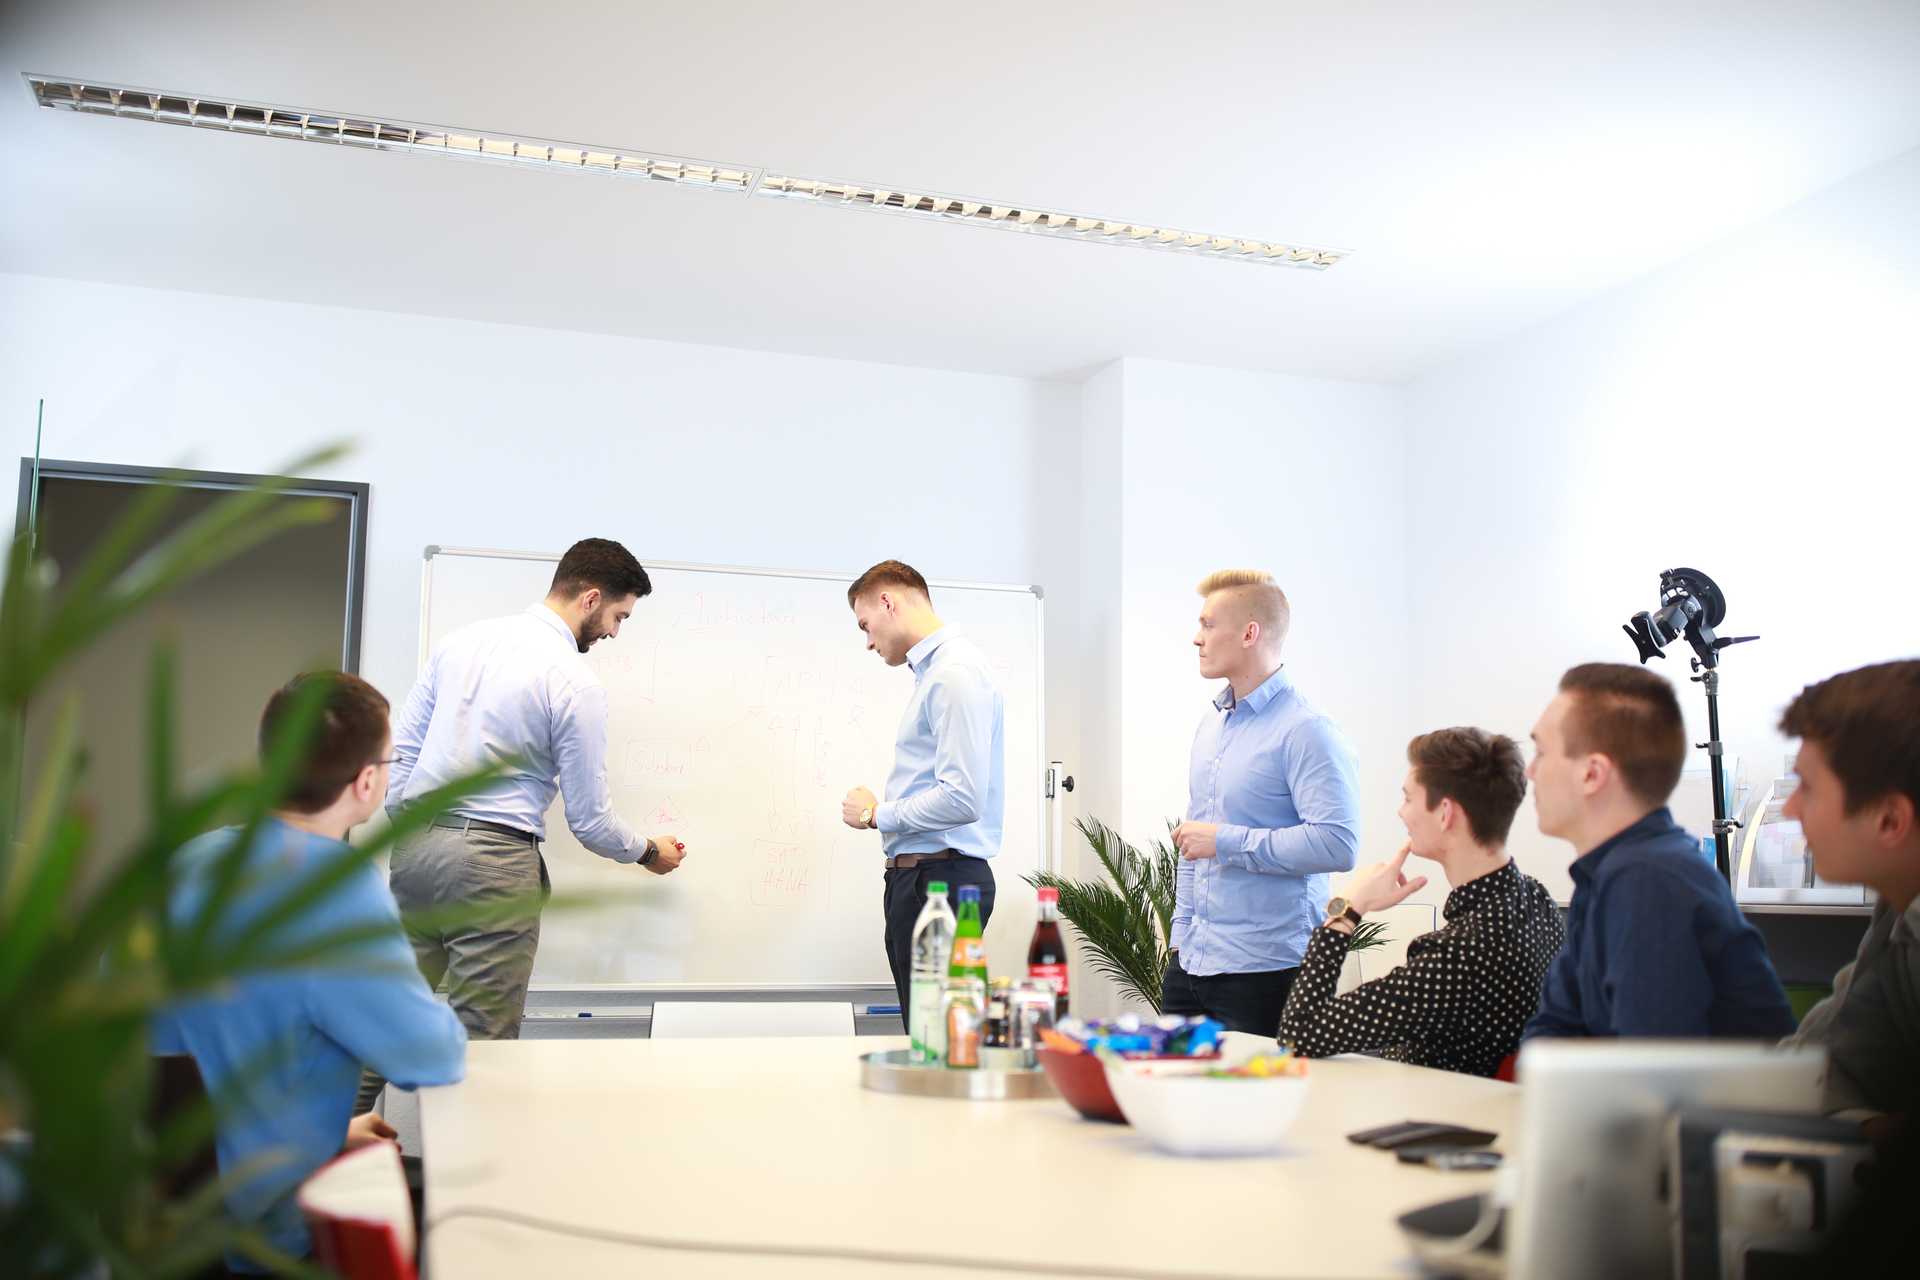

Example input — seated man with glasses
[151,672,466,1273]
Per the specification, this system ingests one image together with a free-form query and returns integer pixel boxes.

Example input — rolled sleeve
[552,681,646,862]
[1216,719,1360,876]
[1214,824,1254,861]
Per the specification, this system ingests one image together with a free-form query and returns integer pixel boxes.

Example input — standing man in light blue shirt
[1166,569,1361,1035]
[364,540,685,1108]
[840,560,1006,1019]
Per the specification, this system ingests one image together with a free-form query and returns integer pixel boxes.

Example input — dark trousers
[1160,952,1298,1037]
[884,856,997,1027]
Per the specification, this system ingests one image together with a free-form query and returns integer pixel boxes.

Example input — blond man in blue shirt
[1166,569,1361,1034]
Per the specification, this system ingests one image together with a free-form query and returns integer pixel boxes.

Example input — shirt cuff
[1308,921,1353,960]
[874,800,902,834]
[1214,824,1253,866]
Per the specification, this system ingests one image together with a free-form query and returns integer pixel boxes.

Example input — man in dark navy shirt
[1522,663,1793,1041]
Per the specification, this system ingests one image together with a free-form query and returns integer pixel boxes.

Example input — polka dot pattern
[1276,860,1566,1077]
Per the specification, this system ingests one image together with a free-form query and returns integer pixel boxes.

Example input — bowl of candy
[1036,1016,1224,1123]
[1103,1052,1310,1157]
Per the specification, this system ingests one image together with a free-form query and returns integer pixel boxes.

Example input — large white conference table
[420,1036,1516,1278]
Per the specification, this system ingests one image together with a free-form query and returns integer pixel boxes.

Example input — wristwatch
[1325,896,1362,930]
[860,806,876,829]
[640,839,658,866]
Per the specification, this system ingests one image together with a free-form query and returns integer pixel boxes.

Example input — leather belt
[886,850,961,870]
[432,815,539,844]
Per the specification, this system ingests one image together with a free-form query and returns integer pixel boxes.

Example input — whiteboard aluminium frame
[418,544,1052,939]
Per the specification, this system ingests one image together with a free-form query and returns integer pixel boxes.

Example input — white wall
[1058,358,1413,1013]
[1113,360,1410,850]
[2,269,1079,709]
[1404,144,1920,901]
[19,140,1907,1011]
[1073,361,1125,832]
[2,273,1420,1017]
[1,272,1088,981]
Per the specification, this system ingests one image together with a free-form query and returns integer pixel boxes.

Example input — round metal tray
[859,1049,1059,1100]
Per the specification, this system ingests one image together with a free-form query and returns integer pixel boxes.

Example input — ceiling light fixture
[23,75,758,193]
[24,74,1346,270]
[755,175,1346,269]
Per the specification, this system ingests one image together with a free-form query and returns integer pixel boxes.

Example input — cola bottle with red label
[1027,886,1070,1020]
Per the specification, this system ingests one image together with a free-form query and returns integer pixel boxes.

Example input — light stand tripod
[1623,567,1756,883]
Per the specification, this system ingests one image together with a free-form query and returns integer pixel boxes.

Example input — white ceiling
[4,0,1918,384]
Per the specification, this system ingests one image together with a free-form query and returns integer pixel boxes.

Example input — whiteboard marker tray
[860,1050,1058,1100]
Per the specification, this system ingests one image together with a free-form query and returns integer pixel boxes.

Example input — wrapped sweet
[1041,1014,1225,1058]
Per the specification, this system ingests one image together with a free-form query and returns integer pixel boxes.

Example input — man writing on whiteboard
[1167,569,1362,1035]
[357,538,686,1112]
[841,560,1007,1020]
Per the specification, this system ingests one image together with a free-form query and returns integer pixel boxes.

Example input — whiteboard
[417,547,1046,990]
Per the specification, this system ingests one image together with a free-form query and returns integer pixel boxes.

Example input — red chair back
[298,1142,417,1280]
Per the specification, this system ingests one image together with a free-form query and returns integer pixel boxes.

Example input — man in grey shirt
[1778,660,1920,1124]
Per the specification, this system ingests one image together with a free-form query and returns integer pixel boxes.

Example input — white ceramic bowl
[1102,1058,1311,1157]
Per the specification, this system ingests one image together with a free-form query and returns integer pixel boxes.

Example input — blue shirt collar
[906,627,953,675]
[1570,806,1679,885]
[1212,665,1292,714]
[528,603,578,648]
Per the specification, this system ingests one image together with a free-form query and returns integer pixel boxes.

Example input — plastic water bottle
[908,881,957,1064]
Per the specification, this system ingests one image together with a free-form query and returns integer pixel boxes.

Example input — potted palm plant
[1026,817,1387,1014]
[0,448,522,1276]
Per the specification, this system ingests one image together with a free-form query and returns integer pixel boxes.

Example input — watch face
[1326,897,1350,917]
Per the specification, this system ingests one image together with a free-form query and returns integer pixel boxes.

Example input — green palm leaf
[0,445,641,1278]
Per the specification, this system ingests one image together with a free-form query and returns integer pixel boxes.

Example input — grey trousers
[355,821,549,1114]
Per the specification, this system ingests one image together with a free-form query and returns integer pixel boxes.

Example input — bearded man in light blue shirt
[1165,569,1361,1035]
[841,560,1006,1020]
[364,540,685,1107]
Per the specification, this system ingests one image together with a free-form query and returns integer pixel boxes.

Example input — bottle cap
[927,881,948,894]
[1037,887,1059,904]
[958,885,982,902]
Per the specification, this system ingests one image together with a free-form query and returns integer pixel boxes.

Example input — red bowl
[1038,1048,1127,1122]
[1038,1048,1221,1123]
